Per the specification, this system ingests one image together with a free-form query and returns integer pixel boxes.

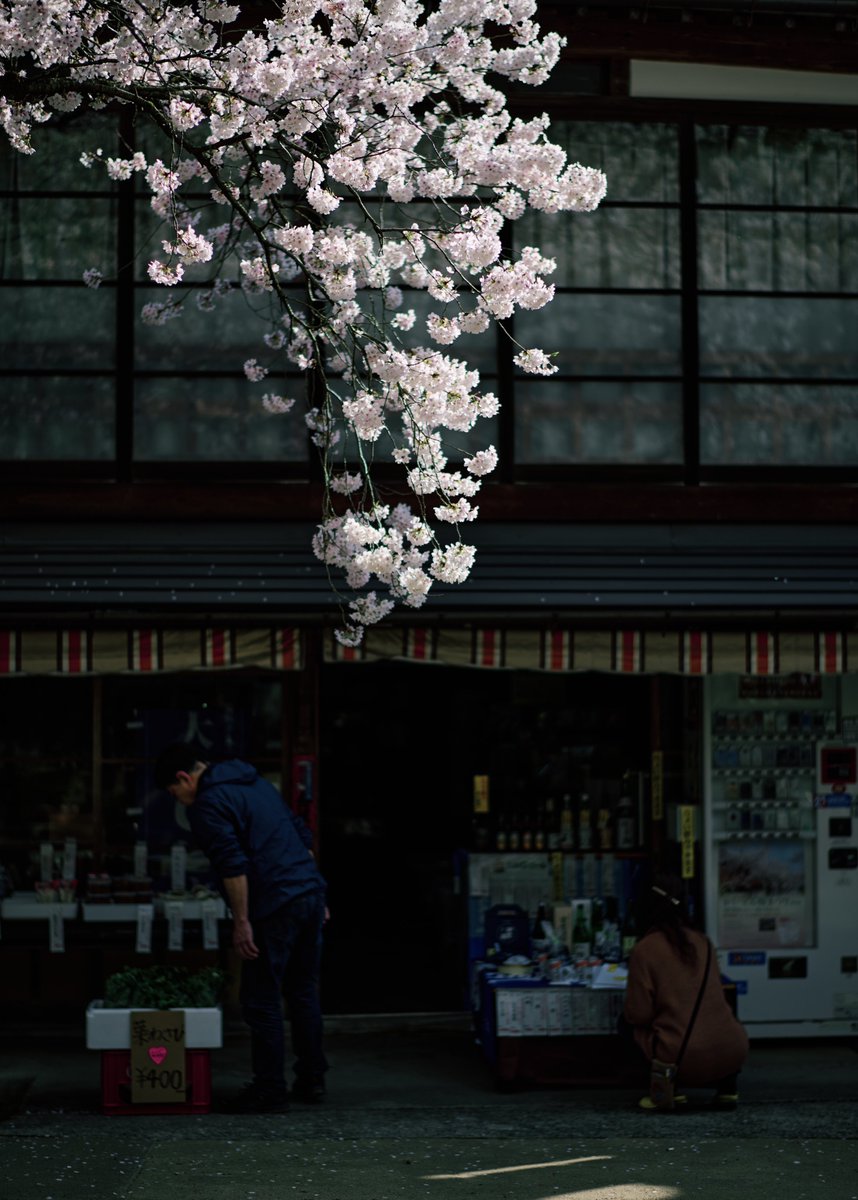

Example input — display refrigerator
[703,673,858,1037]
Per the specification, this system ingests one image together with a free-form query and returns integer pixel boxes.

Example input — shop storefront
[1,518,855,1027]
[2,4,857,1035]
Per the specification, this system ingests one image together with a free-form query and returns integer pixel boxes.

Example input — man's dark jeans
[239,890,327,1095]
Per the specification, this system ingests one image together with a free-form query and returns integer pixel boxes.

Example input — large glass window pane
[697,126,858,208]
[516,294,682,377]
[134,376,307,461]
[134,200,271,282]
[0,376,114,459]
[516,381,682,464]
[0,198,117,280]
[0,286,115,368]
[701,383,858,466]
[699,211,858,293]
[700,297,858,378]
[549,122,679,203]
[134,285,291,370]
[515,207,680,289]
[0,114,120,192]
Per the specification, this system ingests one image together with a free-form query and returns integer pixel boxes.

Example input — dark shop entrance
[318,662,667,1015]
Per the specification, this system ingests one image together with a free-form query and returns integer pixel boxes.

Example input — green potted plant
[86,966,225,1049]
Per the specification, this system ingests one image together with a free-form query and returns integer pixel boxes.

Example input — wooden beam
[2,481,856,523]
[538,7,858,74]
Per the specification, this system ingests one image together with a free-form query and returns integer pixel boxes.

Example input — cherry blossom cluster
[1,0,607,642]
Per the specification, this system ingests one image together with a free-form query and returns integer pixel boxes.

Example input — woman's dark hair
[642,874,697,966]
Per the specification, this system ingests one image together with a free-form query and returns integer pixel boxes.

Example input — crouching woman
[622,878,749,1111]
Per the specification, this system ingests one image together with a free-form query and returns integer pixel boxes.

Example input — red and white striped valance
[325,627,856,676]
[0,628,304,675]
[1,626,854,677]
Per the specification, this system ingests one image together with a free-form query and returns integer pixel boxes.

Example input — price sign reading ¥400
[130,1010,186,1104]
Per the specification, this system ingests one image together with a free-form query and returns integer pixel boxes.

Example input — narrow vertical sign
[136,903,154,954]
[49,908,65,953]
[171,844,187,893]
[680,805,696,879]
[201,899,219,951]
[166,901,184,952]
[62,838,77,881]
[130,1010,186,1104]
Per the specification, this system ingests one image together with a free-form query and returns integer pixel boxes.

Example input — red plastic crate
[100,1049,211,1115]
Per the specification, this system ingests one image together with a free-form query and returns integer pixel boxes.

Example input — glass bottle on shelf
[591,897,605,956]
[572,904,591,959]
[602,897,621,962]
[532,902,549,946]
[578,793,593,851]
[597,798,613,850]
[616,786,636,850]
[508,813,521,852]
[495,812,508,853]
[534,804,546,852]
[560,794,575,850]
[546,796,561,852]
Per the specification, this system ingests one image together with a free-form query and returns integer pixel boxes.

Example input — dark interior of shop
[0,666,694,1015]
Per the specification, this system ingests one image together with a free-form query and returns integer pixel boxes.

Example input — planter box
[86,1001,223,1049]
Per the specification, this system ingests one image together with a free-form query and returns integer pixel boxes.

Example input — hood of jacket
[199,759,257,790]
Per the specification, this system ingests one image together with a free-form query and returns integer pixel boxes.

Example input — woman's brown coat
[623,928,749,1086]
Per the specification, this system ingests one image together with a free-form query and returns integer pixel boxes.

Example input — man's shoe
[226,1083,290,1114]
[712,1092,739,1112]
[292,1080,326,1103]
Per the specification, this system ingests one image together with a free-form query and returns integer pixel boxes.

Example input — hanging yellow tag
[472,775,490,814]
[680,805,696,879]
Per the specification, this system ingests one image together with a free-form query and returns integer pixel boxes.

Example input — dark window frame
[1,97,856,483]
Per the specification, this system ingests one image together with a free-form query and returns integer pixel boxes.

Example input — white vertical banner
[166,901,184,951]
[136,903,154,954]
[48,908,65,953]
[201,899,219,951]
[133,841,148,878]
[40,843,54,883]
[170,844,187,893]
[62,838,77,881]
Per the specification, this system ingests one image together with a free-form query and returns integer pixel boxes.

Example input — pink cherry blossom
[1,0,606,639]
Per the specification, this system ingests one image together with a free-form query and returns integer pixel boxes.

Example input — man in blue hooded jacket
[155,743,328,1113]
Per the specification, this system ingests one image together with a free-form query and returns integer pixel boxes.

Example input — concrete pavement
[1,1019,856,1200]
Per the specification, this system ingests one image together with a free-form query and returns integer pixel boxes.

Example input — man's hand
[232,916,259,960]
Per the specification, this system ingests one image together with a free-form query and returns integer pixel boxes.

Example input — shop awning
[1,521,855,676]
[0,626,853,677]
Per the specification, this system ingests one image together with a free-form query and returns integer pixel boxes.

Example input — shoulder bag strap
[675,937,713,1070]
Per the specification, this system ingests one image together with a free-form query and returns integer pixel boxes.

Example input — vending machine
[703,674,858,1037]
